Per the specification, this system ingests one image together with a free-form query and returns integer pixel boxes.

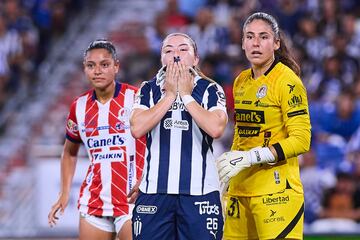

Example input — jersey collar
[251,57,279,78]
[91,81,121,101]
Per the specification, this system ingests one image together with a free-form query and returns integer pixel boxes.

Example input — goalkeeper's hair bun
[84,39,117,60]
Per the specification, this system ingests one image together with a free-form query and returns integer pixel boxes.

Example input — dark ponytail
[275,32,301,76]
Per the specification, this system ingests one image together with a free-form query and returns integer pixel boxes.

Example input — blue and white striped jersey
[133,76,227,195]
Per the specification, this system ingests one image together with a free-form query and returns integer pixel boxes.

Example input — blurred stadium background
[0,0,360,239]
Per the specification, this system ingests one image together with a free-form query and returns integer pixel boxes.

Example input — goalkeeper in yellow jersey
[217,12,311,240]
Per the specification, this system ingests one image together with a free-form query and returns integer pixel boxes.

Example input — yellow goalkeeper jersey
[229,61,311,196]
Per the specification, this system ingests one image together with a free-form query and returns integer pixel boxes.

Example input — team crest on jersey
[118,108,130,121]
[67,119,78,133]
[256,84,267,99]
[133,216,142,237]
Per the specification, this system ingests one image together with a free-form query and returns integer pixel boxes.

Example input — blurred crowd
[0,0,84,114]
[1,0,360,233]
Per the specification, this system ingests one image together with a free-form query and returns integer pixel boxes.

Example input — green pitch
[305,235,360,240]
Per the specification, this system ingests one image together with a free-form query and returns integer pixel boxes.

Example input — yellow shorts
[223,188,304,240]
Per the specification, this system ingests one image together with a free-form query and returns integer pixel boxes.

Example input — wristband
[249,147,276,165]
[182,95,195,106]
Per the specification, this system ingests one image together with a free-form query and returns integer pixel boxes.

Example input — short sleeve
[133,81,151,110]
[206,83,227,114]
[65,100,82,143]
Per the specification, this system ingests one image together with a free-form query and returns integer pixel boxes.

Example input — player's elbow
[208,125,225,139]
[294,131,311,154]
[303,137,311,153]
[302,130,311,153]
[130,125,144,139]
[206,111,227,139]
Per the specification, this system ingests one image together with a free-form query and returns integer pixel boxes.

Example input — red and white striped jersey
[65,82,145,217]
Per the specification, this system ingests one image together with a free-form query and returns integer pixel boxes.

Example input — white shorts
[80,212,132,233]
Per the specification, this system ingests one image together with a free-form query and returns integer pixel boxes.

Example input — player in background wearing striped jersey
[216,12,311,239]
[48,39,146,240]
[130,33,228,239]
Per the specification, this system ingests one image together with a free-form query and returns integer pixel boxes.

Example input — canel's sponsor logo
[87,135,126,148]
[235,109,265,123]
[136,205,157,214]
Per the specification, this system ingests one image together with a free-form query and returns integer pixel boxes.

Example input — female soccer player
[47,39,145,240]
[216,12,311,239]
[130,33,228,239]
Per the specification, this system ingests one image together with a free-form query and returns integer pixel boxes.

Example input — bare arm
[48,139,80,227]
[184,103,227,139]
[60,139,80,197]
[178,62,227,139]
[131,94,176,138]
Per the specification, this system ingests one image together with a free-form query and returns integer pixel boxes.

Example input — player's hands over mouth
[177,61,194,97]
[163,61,178,99]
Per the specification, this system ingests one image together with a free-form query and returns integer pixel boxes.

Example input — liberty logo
[133,216,142,237]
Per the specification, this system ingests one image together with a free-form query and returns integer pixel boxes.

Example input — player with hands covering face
[130,33,228,240]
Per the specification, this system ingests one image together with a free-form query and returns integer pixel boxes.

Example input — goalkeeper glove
[216,147,276,184]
